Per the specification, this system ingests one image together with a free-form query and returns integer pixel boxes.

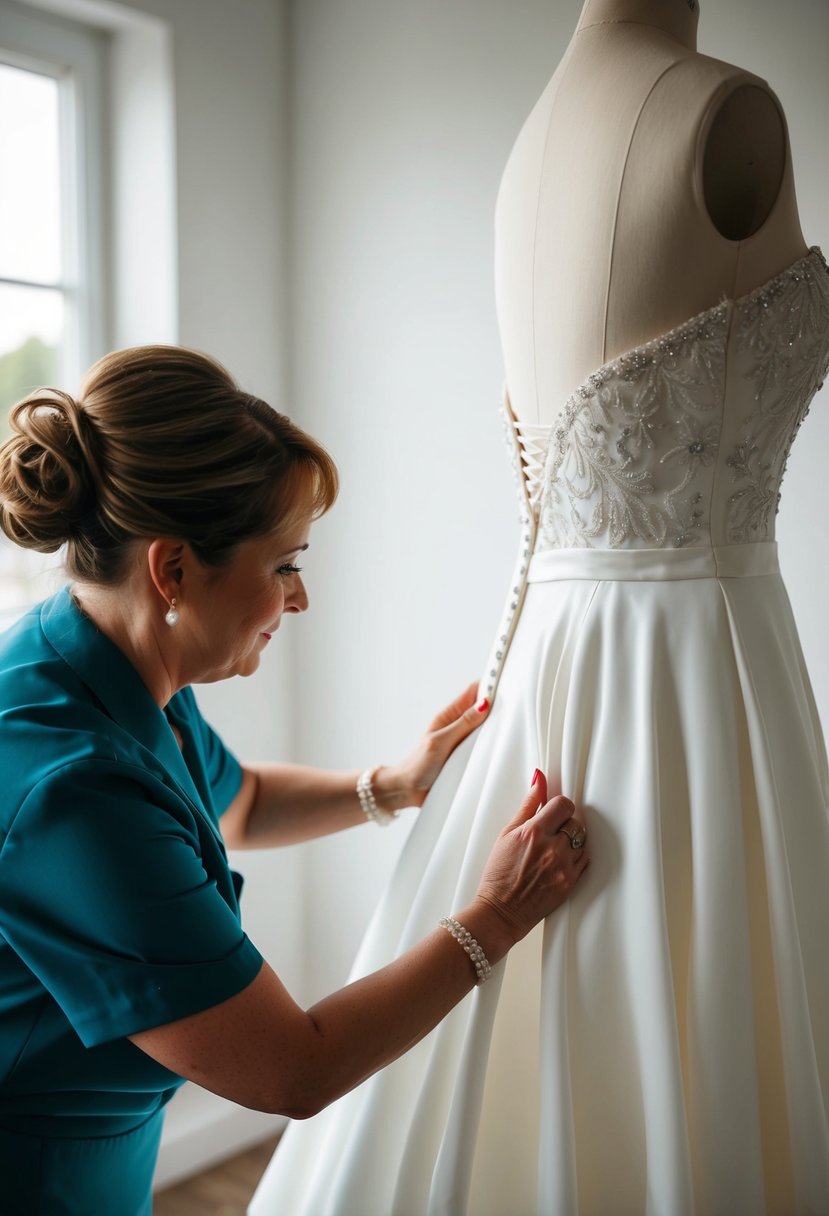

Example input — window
[0,1,107,624]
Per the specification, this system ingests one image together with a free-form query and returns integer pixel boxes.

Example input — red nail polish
[476,698,489,713]
[531,768,542,787]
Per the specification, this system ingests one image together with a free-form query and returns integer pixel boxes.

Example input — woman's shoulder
[0,594,88,732]
[0,590,94,711]
[0,591,161,816]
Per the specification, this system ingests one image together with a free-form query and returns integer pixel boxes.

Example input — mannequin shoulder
[700,72,787,241]
[668,53,787,241]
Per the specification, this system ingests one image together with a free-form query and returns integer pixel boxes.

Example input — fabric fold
[250,562,829,1216]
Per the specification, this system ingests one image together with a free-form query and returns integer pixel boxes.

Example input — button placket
[478,395,540,703]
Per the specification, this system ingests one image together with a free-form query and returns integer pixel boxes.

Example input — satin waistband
[526,542,780,583]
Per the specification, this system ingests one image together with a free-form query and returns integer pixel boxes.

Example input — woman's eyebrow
[278,542,310,557]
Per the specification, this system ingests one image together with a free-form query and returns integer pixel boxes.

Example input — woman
[0,345,589,1215]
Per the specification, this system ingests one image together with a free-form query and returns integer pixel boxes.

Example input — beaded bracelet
[438,916,492,985]
[357,767,399,827]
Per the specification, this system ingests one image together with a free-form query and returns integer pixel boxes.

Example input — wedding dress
[250,6,829,1197]
[250,237,829,1215]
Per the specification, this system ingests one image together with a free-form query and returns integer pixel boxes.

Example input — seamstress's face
[188,519,311,682]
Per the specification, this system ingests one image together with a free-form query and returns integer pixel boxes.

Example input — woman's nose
[286,575,309,613]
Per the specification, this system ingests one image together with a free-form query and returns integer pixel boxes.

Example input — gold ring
[557,822,586,850]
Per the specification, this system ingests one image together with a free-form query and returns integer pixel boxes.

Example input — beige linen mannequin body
[466,4,810,1212]
[496,0,807,426]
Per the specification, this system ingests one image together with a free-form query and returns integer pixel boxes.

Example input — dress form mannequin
[496,0,808,424]
[248,7,829,1214]
[469,6,814,1209]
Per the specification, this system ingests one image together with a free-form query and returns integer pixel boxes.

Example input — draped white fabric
[250,252,829,1215]
[250,550,829,1215]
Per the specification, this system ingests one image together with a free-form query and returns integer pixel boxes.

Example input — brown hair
[0,345,338,583]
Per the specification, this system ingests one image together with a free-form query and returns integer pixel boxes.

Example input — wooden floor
[154,1135,281,1216]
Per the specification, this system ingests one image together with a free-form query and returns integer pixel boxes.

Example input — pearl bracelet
[439,916,492,985]
[357,767,399,827]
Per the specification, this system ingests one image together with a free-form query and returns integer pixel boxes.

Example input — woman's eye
[277,563,303,577]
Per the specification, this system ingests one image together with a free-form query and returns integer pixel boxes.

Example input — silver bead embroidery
[506,248,827,555]
[535,294,728,549]
[725,248,829,541]
[478,248,829,706]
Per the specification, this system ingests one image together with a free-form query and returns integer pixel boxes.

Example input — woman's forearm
[222,762,410,849]
[222,684,493,850]
[129,896,515,1119]
[288,898,514,1116]
[130,785,586,1119]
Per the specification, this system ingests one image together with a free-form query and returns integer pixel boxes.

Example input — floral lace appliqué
[537,307,727,549]
[725,249,829,541]
[504,247,829,553]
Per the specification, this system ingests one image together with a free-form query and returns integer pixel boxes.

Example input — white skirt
[250,543,829,1216]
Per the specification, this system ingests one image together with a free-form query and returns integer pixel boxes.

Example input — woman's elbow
[279,1099,324,1121]
[275,1073,340,1119]
[243,1073,331,1120]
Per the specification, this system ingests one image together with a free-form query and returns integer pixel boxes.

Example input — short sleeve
[0,759,263,1048]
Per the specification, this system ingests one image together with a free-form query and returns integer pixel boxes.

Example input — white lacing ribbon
[512,421,551,510]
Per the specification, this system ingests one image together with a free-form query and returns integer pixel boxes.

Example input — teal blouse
[0,586,264,1141]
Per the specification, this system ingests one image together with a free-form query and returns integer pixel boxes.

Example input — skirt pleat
[250,568,829,1216]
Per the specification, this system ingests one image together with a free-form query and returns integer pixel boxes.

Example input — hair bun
[0,390,99,553]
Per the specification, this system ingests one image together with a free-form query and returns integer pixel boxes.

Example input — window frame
[0,0,109,624]
[0,0,109,393]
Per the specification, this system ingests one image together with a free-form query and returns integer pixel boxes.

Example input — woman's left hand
[373,682,490,812]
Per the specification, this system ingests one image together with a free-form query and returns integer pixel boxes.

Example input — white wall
[285,0,540,1000]
[289,0,829,1007]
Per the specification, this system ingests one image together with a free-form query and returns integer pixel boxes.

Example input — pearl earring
[165,598,180,627]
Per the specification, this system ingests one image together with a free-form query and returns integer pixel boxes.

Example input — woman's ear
[146,538,187,604]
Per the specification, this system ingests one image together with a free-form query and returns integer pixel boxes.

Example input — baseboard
[153,1086,287,1191]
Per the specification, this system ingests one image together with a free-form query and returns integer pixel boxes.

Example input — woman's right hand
[473,769,589,949]
[130,767,589,1121]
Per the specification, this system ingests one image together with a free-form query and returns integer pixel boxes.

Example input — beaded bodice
[505,247,829,554]
[477,247,829,704]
